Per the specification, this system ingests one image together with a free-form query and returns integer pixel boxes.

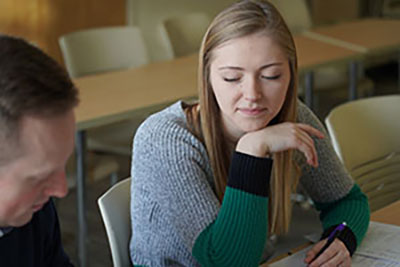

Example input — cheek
[213,88,238,114]
[264,80,290,105]
[11,188,40,211]
[0,189,35,224]
[7,182,43,208]
[211,80,239,112]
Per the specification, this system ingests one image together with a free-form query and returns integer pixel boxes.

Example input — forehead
[10,112,75,173]
[20,112,75,154]
[0,112,75,180]
[210,32,287,67]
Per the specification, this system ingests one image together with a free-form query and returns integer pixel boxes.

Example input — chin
[240,122,269,133]
[10,213,34,227]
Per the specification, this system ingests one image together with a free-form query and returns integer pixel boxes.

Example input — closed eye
[223,77,240,82]
[261,74,281,80]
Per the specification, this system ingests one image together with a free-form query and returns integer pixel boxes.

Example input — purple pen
[310,222,347,263]
[327,222,347,240]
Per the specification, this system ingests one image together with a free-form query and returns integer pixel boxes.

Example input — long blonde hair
[186,0,299,235]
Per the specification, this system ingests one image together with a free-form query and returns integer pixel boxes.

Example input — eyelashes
[223,74,281,82]
[261,74,281,80]
[223,77,240,82]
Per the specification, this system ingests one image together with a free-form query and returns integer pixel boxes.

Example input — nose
[45,171,69,198]
[243,77,261,101]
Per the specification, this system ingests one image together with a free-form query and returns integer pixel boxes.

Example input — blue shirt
[0,200,73,267]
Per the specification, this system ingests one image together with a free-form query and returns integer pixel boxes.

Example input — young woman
[129,1,370,266]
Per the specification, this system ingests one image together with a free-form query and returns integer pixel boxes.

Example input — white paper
[355,222,400,263]
[270,222,400,266]
[352,254,400,267]
[269,247,310,267]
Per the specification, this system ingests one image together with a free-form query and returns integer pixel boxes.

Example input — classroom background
[1,0,399,266]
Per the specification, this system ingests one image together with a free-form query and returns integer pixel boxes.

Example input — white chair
[59,26,149,78]
[161,12,211,57]
[59,26,150,156]
[98,177,132,267]
[325,95,400,211]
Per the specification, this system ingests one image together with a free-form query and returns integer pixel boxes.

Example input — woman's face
[209,32,291,141]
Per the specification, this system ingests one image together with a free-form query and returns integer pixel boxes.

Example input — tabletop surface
[74,54,198,130]
[294,34,361,71]
[370,199,400,225]
[310,18,400,52]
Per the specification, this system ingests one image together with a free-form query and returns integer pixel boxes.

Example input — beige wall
[126,0,236,62]
[311,0,361,25]
[0,0,125,64]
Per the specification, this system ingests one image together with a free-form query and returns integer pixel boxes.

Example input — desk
[263,199,400,266]
[294,34,362,107]
[72,36,363,266]
[75,54,198,131]
[305,18,400,91]
[370,199,400,225]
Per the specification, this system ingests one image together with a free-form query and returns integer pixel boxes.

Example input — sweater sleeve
[295,101,370,255]
[192,152,271,266]
[130,108,271,266]
[314,184,370,256]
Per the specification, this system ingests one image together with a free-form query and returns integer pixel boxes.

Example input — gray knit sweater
[130,100,356,266]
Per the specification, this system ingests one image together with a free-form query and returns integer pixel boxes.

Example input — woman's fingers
[237,122,323,160]
[319,250,346,267]
[341,256,352,267]
[296,123,325,139]
[305,239,327,263]
[284,124,319,167]
[305,239,350,267]
[294,129,318,167]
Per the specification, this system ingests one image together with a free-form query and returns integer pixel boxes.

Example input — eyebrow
[218,62,284,71]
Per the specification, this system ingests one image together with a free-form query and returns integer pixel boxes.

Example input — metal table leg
[398,52,400,91]
[349,61,359,101]
[304,71,314,109]
[75,130,87,267]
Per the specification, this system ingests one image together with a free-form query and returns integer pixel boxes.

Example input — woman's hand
[304,238,351,267]
[236,122,324,167]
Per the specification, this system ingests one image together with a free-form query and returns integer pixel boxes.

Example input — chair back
[162,12,211,57]
[59,26,149,78]
[98,177,132,267]
[325,95,400,211]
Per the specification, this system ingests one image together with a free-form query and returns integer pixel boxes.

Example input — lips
[238,107,267,116]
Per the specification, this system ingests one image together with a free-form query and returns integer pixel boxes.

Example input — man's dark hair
[0,35,79,164]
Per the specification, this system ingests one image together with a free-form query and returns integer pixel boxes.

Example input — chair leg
[110,172,118,186]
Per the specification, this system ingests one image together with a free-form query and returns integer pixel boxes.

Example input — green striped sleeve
[314,184,370,255]
[192,152,272,266]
